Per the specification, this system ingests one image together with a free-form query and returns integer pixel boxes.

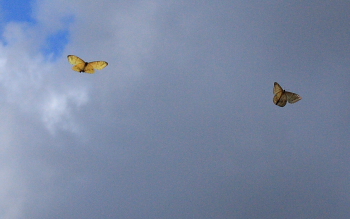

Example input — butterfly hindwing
[83,63,96,74]
[72,62,87,72]
[274,92,287,107]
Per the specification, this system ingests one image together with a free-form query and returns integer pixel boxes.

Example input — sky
[0,0,350,218]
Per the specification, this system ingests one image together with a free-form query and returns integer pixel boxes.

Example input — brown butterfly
[67,55,108,74]
[273,82,302,107]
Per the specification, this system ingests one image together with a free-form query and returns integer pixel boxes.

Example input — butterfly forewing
[89,61,108,70]
[67,55,85,65]
[273,82,283,95]
[273,82,286,107]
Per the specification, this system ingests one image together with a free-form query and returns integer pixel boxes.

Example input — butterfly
[273,82,302,107]
[67,55,108,73]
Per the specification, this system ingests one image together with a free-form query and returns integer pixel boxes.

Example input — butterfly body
[273,82,301,107]
[67,55,108,74]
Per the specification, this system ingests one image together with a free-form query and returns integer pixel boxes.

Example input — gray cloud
[1,1,350,218]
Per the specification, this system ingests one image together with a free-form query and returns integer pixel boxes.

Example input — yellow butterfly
[67,55,108,74]
[273,82,302,107]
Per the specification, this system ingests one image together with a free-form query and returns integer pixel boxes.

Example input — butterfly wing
[273,82,283,95]
[273,82,301,107]
[67,55,85,65]
[72,63,87,72]
[82,61,108,74]
[274,92,287,107]
[82,63,96,74]
[68,56,108,73]
[88,61,108,70]
[273,82,287,107]
[285,92,302,104]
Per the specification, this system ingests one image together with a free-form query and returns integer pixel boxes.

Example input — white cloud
[0,19,89,135]
[0,15,90,216]
[41,87,88,135]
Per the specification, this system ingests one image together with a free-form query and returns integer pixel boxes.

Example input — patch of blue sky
[1,1,73,60]
[42,29,70,61]
[0,0,36,46]
[42,15,74,61]
[1,0,35,23]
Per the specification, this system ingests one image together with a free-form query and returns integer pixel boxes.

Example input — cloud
[1,1,350,218]
[41,87,88,134]
[0,10,91,135]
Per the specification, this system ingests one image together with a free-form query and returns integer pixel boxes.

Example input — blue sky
[1,0,70,59]
[2,0,33,22]
[0,1,350,218]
